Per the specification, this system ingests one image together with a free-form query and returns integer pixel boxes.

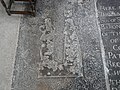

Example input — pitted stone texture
[12,0,107,90]
[12,0,83,77]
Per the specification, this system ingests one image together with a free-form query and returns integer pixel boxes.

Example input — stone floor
[0,1,20,90]
[11,0,106,90]
[0,0,108,90]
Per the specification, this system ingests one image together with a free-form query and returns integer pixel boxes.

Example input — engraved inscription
[97,0,120,90]
[97,0,120,17]
[99,6,116,11]
[100,24,120,30]
[99,17,120,24]
[101,31,120,36]
[108,52,120,59]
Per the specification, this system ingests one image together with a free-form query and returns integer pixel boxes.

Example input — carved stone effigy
[11,0,107,90]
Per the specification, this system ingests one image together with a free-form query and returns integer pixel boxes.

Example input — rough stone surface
[0,1,20,90]
[12,0,107,90]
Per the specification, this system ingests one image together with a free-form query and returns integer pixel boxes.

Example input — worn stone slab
[11,0,107,90]
[97,0,120,90]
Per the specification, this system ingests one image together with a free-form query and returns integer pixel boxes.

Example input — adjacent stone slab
[97,0,120,90]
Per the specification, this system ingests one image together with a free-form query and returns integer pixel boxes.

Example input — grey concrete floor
[0,2,20,90]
